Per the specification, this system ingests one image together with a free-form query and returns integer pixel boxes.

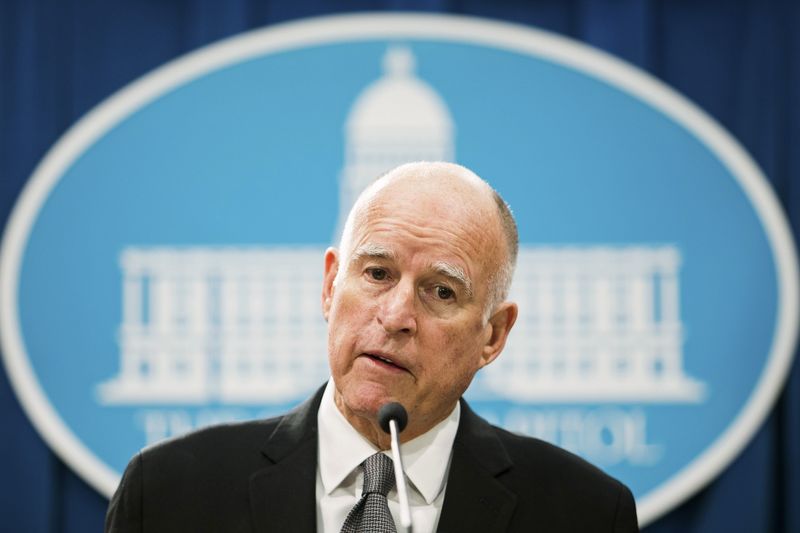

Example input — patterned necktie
[340,452,397,533]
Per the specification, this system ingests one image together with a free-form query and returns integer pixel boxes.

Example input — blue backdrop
[1,1,798,532]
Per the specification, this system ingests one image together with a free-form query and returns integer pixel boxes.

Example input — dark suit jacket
[106,387,638,532]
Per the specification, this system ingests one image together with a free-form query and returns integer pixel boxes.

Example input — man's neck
[333,392,392,449]
[332,389,456,449]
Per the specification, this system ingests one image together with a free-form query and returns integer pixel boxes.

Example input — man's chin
[336,384,399,420]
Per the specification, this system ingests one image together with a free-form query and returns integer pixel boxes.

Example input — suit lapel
[249,388,324,533]
[437,400,517,533]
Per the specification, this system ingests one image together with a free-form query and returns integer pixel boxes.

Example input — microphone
[378,402,413,533]
[378,402,408,433]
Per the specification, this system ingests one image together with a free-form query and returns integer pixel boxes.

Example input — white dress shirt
[316,380,460,533]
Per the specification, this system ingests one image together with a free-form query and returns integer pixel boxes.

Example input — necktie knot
[340,452,397,532]
[362,452,395,496]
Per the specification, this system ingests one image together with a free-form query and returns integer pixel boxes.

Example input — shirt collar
[317,379,460,505]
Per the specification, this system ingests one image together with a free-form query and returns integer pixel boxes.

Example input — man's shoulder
[488,423,624,490]
[449,405,639,531]
[107,415,302,532]
[457,403,631,498]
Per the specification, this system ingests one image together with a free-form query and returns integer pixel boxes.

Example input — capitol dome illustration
[336,45,454,240]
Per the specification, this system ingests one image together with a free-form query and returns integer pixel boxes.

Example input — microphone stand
[388,418,413,533]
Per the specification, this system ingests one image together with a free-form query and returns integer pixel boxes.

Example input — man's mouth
[363,353,407,372]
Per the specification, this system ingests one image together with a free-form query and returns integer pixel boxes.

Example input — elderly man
[106,162,638,532]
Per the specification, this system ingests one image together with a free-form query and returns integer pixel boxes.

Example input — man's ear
[322,247,339,321]
[479,302,518,368]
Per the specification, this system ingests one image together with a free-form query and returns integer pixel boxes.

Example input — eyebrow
[351,243,396,263]
[432,261,473,298]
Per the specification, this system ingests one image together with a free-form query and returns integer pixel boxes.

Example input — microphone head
[378,402,408,434]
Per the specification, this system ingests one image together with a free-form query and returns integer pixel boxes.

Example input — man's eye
[368,268,388,281]
[436,285,454,300]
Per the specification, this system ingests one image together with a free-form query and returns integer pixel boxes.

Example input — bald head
[337,161,518,316]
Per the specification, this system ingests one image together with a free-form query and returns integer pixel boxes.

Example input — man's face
[322,175,516,440]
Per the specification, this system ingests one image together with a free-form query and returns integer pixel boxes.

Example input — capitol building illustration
[97,47,705,406]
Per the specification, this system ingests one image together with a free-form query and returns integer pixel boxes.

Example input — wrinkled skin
[321,165,518,449]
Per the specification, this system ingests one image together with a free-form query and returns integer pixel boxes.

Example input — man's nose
[377,280,417,335]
